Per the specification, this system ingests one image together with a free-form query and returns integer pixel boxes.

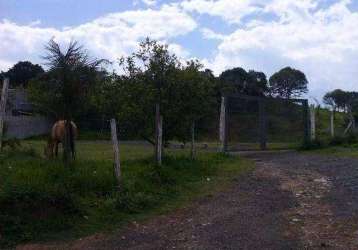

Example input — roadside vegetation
[310,144,358,158]
[0,142,253,247]
[1,36,358,248]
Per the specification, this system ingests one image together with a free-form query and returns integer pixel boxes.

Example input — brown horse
[44,120,78,159]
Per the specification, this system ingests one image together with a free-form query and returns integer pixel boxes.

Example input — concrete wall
[4,115,51,139]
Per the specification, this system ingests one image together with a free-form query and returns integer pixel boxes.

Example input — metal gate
[220,94,310,151]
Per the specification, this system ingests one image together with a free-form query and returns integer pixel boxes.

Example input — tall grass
[0,142,252,247]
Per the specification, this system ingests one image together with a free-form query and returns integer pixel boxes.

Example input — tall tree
[119,38,180,161]
[0,61,44,88]
[269,67,308,99]
[165,60,216,144]
[219,67,268,96]
[323,89,351,111]
[29,40,104,163]
[104,39,216,150]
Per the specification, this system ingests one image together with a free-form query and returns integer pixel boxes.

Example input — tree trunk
[155,103,163,166]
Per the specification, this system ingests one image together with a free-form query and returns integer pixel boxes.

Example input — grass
[308,144,358,158]
[0,141,253,247]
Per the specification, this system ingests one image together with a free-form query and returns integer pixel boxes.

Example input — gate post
[310,104,316,141]
[330,110,335,138]
[303,100,310,144]
[219,96,228,152]
[259,99,267,150]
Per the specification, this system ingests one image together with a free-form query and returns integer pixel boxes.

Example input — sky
[1,0,358,100]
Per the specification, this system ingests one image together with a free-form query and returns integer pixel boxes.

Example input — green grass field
[0,140,253,247]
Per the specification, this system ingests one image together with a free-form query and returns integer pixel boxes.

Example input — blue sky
[1,0,358,100]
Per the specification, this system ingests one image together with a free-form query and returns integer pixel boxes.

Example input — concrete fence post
[219,96,228,152]
[310,104,316,141]
[0,78,9,151]
[330,110,335,138]
[110,118,121,189]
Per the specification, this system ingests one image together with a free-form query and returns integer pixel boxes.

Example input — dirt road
[19,152,358,250]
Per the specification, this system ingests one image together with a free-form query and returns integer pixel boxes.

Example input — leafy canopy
[219,67,268,96]
[269,67,308,99]
[28,40,106,119]
[0,61,44,88]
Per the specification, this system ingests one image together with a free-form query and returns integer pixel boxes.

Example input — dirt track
[19,152,358,250]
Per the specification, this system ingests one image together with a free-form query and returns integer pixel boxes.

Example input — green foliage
[219,67,268,96]
[323,89,349,111]
[28,40,106,119]
[0,61,44,88]
[269,67,308,99]
[329,133,358,146]
[300,139,324,150]
[95,39,217,144]
[0,143,252,247]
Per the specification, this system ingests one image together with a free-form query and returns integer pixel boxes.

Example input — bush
[329,136,346,146]
[300,139,324,150]
[329,133,358,146]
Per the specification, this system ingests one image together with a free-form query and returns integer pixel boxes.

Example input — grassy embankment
[0,140,253,247]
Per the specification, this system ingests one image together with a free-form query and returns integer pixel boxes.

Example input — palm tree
[43,39,104,164]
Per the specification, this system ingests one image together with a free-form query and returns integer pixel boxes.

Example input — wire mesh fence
[225,94,309,151]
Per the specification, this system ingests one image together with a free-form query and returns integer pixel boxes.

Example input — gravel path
[18,151,358,250]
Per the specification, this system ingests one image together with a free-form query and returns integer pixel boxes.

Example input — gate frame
[220,94,310,152]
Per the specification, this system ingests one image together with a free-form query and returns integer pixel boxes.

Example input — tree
[247,70,269,96]
[269,67,308,99]
[0,61,44,88]
[165,60,216,144]
[97,39,217,159]
[323,89,350,112]
[29,40,105,163]
[219,67,268,96]
[118,38,180,162]
[323,89,358,133]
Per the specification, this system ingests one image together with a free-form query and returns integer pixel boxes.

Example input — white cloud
[141,0,157,6]
[181,0,264,24]
[0,59,13,72]
[2,0,358,99]
[0,4,196,71]
[201,28,225,40]
[202,0,358,98]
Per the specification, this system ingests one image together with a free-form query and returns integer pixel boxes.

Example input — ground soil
[18,151,358,250]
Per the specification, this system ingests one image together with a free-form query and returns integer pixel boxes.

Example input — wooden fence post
[219,96,228,152]
[310,104,316,141]
[110,118,121,189]
[155,103,163,166]
[330,110,335,138]
[0,78,9,151]
[190,121,195,159]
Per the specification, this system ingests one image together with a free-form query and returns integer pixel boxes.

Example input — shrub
[300,139,324,150]
[329,136,346,146]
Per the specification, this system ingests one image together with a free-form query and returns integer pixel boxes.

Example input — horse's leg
[70,138,76,160]
[55,141,59,158]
